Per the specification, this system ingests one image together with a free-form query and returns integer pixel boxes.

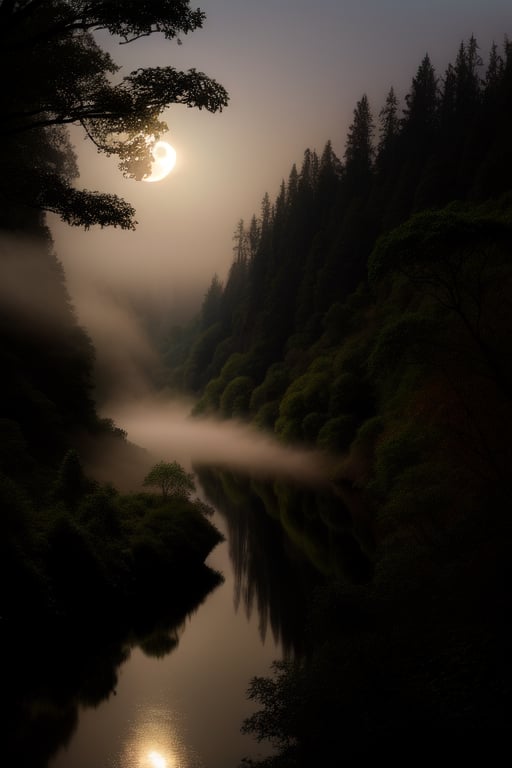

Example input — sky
[48,0,512,396]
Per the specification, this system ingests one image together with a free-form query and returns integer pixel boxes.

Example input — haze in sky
[48,0,512,399]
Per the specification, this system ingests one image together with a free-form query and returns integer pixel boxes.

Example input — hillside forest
[162,35,512,760]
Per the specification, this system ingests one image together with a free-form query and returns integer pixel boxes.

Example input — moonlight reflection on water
[119,704,203,768]
[147,750,168,768]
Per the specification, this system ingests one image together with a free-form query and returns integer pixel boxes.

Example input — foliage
[161,34,512,498]
[0,452,224,622]
[142,460,195,499]
[241,660,305,751]
[317,414,357,452]
[250,364,290,414]
[368,204,512,287]
[0,0,228,228]
[220,375,254,418]
[53,448,91,507]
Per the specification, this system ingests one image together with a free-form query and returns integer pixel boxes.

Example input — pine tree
[248,215,260,261]
[201,274,223,330]
[232,219,249,265]
[377,87,400,165]
[440,62,458,126]
[344,94,374,192]
[454,36,483,115]
[402,54,439,135]
[484,41,504,97]
[313,139,343,229]
[286,164,299,207]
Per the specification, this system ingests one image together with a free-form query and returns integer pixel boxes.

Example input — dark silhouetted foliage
[0,0,228,228]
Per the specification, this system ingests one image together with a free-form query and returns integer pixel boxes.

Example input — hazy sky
[48,0,512,379]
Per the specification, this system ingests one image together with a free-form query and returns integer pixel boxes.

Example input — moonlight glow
[143,141,177,182]
[147,751,167,768]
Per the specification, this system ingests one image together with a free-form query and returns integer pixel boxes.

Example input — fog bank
[101,396,335,489]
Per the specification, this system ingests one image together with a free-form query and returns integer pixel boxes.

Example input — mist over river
[91,396,336,490]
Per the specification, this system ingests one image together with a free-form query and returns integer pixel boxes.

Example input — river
[48,503,283,768]
[12,403,334,768]
[17,397,506,765]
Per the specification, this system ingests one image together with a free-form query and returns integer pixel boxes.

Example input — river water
[18,398,505,764]
[48,503,281,768]
[42,400,334,768]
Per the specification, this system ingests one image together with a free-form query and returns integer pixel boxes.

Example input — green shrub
[317,415,357,452]
[249,364,289,413]
[329,372,370,417]
[254,401,280,430]
[220,376,254,417]
[367,311,436,380]
[373,426,431,496]
[302,412,327,442]
[78,485,121,537]
[192,376,225,415]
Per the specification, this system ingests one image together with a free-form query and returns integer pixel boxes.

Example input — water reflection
[195,466,371,656]
[2,566,221,768]
[118,705,203,768]
[2,464,372,767]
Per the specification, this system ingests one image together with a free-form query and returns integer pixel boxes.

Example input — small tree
[143,461,195,499]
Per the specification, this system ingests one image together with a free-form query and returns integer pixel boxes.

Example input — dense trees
[167,35,512,416]
[156,43,512,627]
[0,0,228,228]
[157,40,512,755]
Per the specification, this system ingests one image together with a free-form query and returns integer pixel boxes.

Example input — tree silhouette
[377,87,399,164]
[344,94,374,193]
[0,0,228,228]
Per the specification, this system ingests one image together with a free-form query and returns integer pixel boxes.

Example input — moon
[143,141,177,182]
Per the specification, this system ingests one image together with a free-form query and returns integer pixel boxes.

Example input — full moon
[143,141,177,182]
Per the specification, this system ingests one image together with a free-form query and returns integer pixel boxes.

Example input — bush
[328,372,371,418]
[78,485,121,537]
[373,426,431,496]
[220,375,254,418]
[250,364,289,413]
[317,415,357,452]
[192,376,225,415]
[254,401,280,430]
[301,412,327,443]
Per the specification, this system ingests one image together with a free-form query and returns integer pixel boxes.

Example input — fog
[91,395,336,492]
[1,233,334,493]
[63,276,165,403]
[0,233,68,326]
